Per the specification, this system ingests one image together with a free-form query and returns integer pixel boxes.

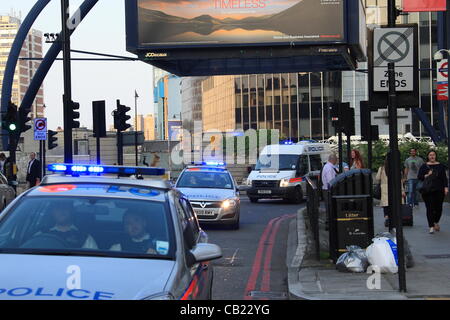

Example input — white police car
[175,162,240,230]
[0,164,222,300]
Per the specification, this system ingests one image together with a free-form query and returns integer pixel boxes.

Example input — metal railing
[305,176,320,261]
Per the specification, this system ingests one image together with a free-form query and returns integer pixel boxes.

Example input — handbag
[373,183,382,200]
[418,165,436,194]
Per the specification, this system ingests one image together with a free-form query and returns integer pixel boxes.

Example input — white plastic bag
[366,237,398,274]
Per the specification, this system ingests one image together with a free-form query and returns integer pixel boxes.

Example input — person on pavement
[404,148,424,208]
[26,152,41,188]
[321,154,338,229]
[418,150,448,234]
[350,149,365,169]
[376,156,406,232]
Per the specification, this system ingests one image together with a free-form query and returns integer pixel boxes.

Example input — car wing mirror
[190,243,222,263]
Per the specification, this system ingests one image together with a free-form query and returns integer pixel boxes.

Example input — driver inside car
[110,211,157,254]
[44,202,98,249]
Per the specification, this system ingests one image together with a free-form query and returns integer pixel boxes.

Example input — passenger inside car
[109,211,157,254]
[45,202,98,249]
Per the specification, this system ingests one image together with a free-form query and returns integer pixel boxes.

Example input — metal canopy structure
[125,0,367,76]
[140,45,358,77]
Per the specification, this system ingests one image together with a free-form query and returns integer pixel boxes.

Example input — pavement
[287,200,450,300]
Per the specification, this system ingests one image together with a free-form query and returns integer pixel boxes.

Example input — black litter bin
[328,169,374,263]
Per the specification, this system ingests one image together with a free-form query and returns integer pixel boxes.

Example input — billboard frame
[125,0,366,76]
[126,0,350,51]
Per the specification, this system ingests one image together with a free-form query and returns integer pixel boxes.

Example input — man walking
[322,154,338,229]
[26,152,41,188]
[404,148,424,207]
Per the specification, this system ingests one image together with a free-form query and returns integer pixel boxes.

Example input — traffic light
[330,103,355,136]
[3,102,18,133]
[18,107,32,133]
[71,100,80,129]
[48,130,58,150]
[343,105,355,137]
[92,100,106,138]
[114,100,131,132]
[330,103,341,129]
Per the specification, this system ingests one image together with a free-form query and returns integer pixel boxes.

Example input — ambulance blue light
[47,164,165,176]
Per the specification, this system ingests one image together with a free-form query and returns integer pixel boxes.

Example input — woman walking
[418,150,449,234]
[350,149,365,169]
[376,156,405,231]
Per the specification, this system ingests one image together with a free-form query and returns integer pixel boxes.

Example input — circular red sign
[35,119,46,131]
[440,62,448,78]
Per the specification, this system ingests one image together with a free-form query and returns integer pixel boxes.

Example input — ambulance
[244,141,331,203]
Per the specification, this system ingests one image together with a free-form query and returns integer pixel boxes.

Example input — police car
[175,162,240,230]
[0,164,222,300]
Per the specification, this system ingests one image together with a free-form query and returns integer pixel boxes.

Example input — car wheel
[230,220,240,230]
[290,187,303,204]
[249,197,259,203]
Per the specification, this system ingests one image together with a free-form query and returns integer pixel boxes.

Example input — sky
[0,0,155,131]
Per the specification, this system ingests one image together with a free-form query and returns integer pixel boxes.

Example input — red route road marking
[261,215,292,292]
[244,216,280,300]
[244,213,296,299]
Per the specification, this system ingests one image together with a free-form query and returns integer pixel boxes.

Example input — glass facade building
[180,1,441,141]
[199,73,341,141]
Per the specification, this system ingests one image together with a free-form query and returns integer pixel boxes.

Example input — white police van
[245,141,331,203]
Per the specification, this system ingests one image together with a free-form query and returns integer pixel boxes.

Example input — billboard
[136,0,345,48]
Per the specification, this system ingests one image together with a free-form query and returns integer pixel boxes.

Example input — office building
[0,15,44,119]
[154,73,182,140]
[134,114,156,141]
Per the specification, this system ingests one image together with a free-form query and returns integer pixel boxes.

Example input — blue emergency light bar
[47,164,166,176]
[191,161,226,167]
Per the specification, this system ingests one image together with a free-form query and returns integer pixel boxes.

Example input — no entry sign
[34,118,47,141]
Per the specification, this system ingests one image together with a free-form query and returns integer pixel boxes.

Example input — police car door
[177,197,211,300]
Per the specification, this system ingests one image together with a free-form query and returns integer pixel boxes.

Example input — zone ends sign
[373,27,414,92]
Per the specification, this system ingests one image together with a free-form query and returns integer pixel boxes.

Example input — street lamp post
[434,49,450,188]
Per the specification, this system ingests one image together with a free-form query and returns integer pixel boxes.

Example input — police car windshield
[177,171,233,189]
[0,196,174,259]
[255,154,299,171]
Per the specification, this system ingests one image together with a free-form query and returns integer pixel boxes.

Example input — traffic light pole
[61,0,73,163]
[387,0,407,293]
[117,131,123,166]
